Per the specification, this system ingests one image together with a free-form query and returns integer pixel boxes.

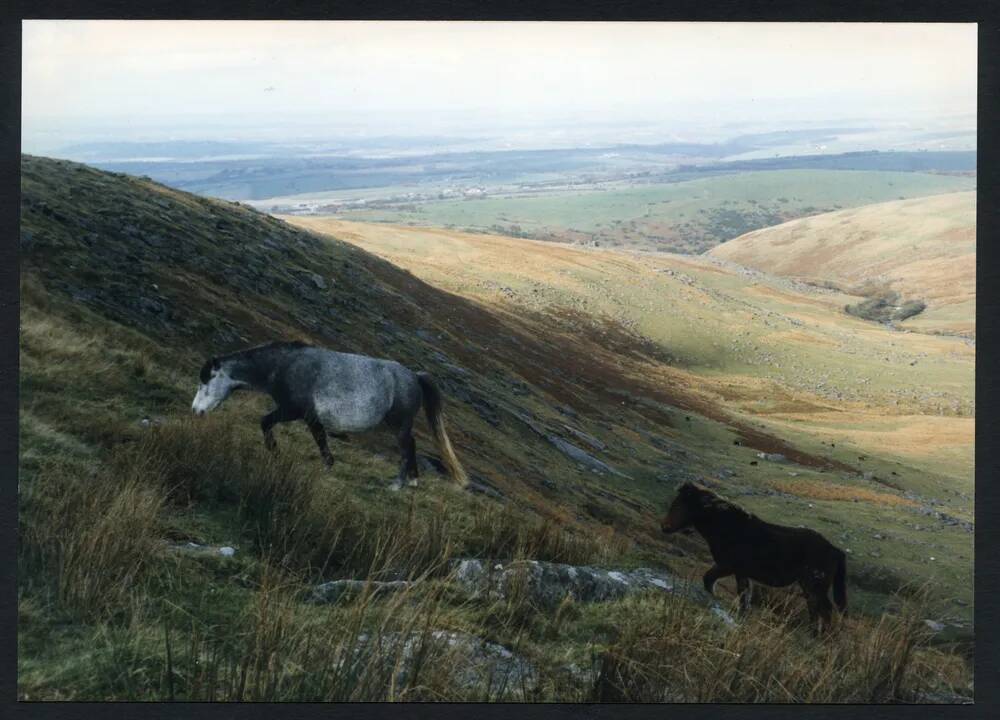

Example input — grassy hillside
[324,170,975,254]
[19,156,972,701]
[710,192,975,337]
[287,219,975,614]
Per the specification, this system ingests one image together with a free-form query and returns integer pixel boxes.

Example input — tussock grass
[20,416,971,702]
[77,563,524,701]
[124,417,445,578]
[592,587,967,703]
[465,502,618,566]
[115,418,609,580]
[19,456,167,620]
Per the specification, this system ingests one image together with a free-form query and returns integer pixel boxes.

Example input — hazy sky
[22,21,977,150]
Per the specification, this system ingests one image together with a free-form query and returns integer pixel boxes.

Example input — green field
[332,170,976,253]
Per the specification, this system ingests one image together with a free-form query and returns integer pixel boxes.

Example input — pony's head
[661,482,703,534]
[191,356,245,415]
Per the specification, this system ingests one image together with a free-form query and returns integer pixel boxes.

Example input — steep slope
[18,156,973,700]
[709,192,975,336]
[19,154,691,541]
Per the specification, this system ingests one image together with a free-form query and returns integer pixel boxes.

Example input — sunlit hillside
[710,192,975,337]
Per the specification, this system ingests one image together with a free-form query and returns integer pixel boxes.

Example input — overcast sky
[22,21,977,150]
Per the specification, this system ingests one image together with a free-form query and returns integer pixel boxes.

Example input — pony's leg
[405,432,419,484]
[393,424,419,490]
[801,583,834,637]
[703,564,732,596]
[736,576,752,614]
[306,417,335,469]
[801,574,835,635]
[261,406,302,452]
[803,589,820,635]
[816,591,834,633]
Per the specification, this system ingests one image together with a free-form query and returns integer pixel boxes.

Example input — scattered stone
[756,452,787,463]
[310,579,411,604]
[166,541,238,557]
[306,272,327,290]
[923,619,946,633]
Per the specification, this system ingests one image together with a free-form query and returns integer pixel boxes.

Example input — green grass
[334,170,975,253]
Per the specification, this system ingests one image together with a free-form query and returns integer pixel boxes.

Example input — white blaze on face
[191,367,243,415]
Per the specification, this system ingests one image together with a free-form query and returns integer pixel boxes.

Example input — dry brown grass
[466,502,625,567]
[770,478,918,508]
[593,588,966,703]
[20,455,168,620]
[85,564,515,701]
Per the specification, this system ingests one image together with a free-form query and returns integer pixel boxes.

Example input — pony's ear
[211,357,221,370]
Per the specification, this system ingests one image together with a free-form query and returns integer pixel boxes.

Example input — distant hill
[709,192,975,336]
[679,150,976,174]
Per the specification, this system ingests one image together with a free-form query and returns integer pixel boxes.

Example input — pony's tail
[417,372,469,488]
[833,549,848,615]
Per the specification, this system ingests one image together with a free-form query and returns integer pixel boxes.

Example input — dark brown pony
[661,482,847,632]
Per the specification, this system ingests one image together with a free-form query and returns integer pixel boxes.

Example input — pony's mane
[686,483,747,517]
[225,340,312,360]
[201,341,312,381]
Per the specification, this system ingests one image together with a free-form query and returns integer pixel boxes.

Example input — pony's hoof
[389,483,403,492]
[408,479,419,488]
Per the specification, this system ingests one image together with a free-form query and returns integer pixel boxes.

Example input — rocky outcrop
[508,409,627,478]
[307,559,737,629]
[451,558,736,626]
[342,630,535,699]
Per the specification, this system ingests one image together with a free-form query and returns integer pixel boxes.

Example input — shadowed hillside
[18,156,973,701]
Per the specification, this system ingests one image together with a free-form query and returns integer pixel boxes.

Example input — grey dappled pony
[191,341,468,490]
